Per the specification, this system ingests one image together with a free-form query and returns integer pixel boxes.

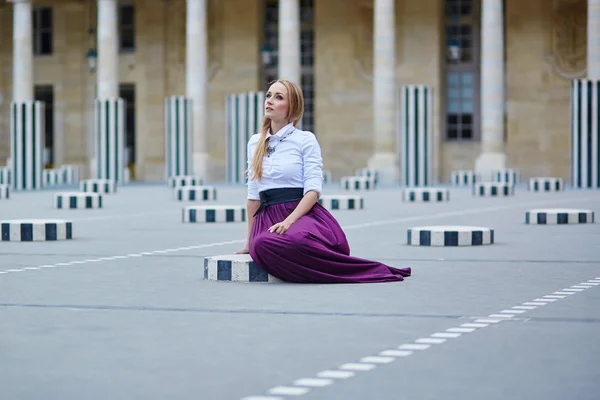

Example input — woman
[235,79,411,284]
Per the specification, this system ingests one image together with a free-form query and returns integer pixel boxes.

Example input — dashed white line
[242,276,600,399]
[316,370,354,379]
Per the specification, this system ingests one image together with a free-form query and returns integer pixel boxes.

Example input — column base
[193,152,212,181]
[475,152,506,182]
[367,152,398,185]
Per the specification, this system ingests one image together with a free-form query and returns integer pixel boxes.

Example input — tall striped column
[225,91,265,184]
[10,101,44,190]
[165,96,193,178]
[94,98,125,182]
[398,86,433,187]
[571,80,600,188]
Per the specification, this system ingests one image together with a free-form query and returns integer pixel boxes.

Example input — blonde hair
[249,79,305,181]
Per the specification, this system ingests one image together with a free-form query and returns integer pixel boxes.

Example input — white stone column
[475,0,506,179]
[278,0,301,84]
[368,0,398,184]
[186,0,210,179]
[97,0,118,99]
[589,0,600,79]
[11,0,33,102]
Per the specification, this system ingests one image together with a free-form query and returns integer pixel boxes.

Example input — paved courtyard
[0,182,599,400]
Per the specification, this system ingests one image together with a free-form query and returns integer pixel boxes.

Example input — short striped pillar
[225,91,265,184]
[0,167,11,185]
[10,101,45,190]
[94,98,125,183]
[571,80,600,188]
[165,96,193,179]
[398,85,433,187]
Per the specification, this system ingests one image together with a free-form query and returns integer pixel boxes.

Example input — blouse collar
[266,122,295,140]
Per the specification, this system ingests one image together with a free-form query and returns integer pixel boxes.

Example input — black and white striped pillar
[571,79,600,188]
[94,98,125,183]
[225,91,265,184]
[398,85,433,187]
[10,101,44,190]
[165,96,193,179]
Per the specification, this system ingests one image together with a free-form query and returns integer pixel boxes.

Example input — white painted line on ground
[0,272,8,274]
[543,295,566,299]
[460,323,488,328]
[415,338,447,344]
[552,292,573,296]
[267,386,310,396]
[316,370,355,379]
[432,332,462,338]
[360,356,395,364]
[23,267,40,270]
[523,302,547,306]
[561,288,584,292]
[243,276,600,399]
[379,350,413,357]
[447,327,476,333]
[398,344,431,351]
[535,298,557,302]
[579,282,600,286]
[571,285,590,289]
[293,378,333,388]
[241,396,283,400]
[5,269,24,272]
[339,363,375,371]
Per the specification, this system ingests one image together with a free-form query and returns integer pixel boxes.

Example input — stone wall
[0,0,577,183]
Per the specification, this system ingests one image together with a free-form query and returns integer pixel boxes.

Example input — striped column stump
[43,169,62,187]
[525,209,595,225]
[165,96,193,179]
[492,168,520,185]
[226,91,265,184]
[473,182,514,197]
[402,187,450,202]
[80,179,117,194]
[341,176,377,191]
[0,167,11,185]
[57,164,80,185]
[398,85,433,187]
[204,254,281,283]
[168,175,203,188]
[54,192,103,209]
[10,101,44,190]
[183,205,246,223]
[355,168,379,184]
[174,186,217,201]
[318,195,364,210]
[528,177,565,192]
[94,98,125,183]
[407,225,494,246]
[323,170,332,184]
[571,79,600,188]
[451,170,478,186]
[0,185,10,199]
[1,219,73,241]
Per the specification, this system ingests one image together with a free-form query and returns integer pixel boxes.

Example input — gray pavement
[0,183,599,400]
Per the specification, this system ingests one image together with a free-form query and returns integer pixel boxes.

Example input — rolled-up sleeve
[247,135,260,200]
[302,133,323,196]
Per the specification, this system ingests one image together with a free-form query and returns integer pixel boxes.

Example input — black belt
[254,187,304,216]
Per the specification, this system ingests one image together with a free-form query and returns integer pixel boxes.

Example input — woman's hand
[268,219,294,235]
[235,246,249,254]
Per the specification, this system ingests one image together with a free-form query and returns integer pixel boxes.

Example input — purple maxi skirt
[249,200,412,284]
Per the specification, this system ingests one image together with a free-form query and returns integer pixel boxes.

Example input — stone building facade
[0,0,590,184]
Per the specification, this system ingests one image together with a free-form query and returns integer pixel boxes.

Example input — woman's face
[264,81,289,123]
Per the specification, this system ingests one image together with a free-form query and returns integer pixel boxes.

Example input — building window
[34,85,54,167]
[444,0,480,141]
[262,0,315,133]
[33,7,53,55]
[119,84,136,171]
[119,4,135,52]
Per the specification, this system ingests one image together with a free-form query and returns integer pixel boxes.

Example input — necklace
[266,127,295,158]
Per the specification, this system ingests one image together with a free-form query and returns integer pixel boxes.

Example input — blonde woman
[236,79,411,284]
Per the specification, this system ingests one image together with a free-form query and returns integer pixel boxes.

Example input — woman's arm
[268,191,318,235]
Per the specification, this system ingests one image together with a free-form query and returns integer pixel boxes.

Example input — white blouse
[246,123,323,200]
